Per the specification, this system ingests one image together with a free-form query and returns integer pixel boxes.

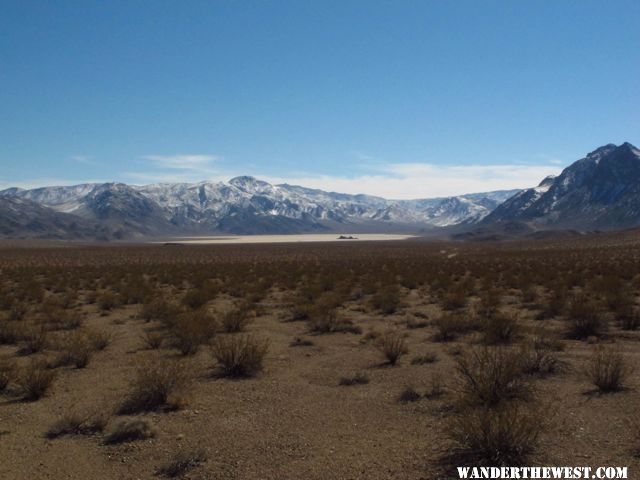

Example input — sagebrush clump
[119,359,191,414]
[210,334,268,378]
[585,346,631,393]
[104,419,155,444]
[454,346,530,408]
[377,330,408,366]
[18,360,56,401]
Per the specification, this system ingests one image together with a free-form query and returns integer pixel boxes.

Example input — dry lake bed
[154,233,416,244]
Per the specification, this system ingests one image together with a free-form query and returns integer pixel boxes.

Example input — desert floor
[0,236,639,479]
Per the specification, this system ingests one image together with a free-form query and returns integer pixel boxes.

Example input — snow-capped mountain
[0,176,520,238]
[483,142,640,230]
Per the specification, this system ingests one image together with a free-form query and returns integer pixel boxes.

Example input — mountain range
[0,141,638,240]
[0,177,518,239]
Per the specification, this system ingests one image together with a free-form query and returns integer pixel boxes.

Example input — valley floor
[0,236,639,479]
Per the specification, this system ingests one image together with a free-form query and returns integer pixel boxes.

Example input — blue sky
[1,0,638,198]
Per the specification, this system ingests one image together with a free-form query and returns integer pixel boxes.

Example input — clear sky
[1,0,639,198]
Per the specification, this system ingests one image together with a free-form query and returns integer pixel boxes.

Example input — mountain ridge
[0,177,520,239]
[483,142,640,230]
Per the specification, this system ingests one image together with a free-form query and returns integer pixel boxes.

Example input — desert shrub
[519,329,563,376]
[338,372,370,386]
[171,309,217,355]
[617,306,640,331]
[0,359,16,392]
[289,337,314,347]
[120,278,152,305]
[405,316,429,329]
[97,291,120,311]
[585,346,631,393]
[411,352,438,365]
[445,344,465,357]
[425,373,446,399]
[447,403,542,467]
[141,330,164,350]
[60,311,83,330]
[182,287,213,310]
[566,295,607,339]
[370,284,402,314]
[290,302,313,322]
[19,324,48,355]
[519,343,560,378]
[56,290,79,309]
[8,300,29,321]
[156,449,207,478]
[308,310,361,335]
[21,279,45,303]
[46,412,107,439]
[221,305,252,333]
[537,287,566,319]
[433,313,475,342]
[521,285,538,304]
[0,321,19,345]
[398,385,421,403]
[376,330,408,366]
[481,312,519,345]
[210,334,268,378]
[620,313,640,331]
[601,283,633,311]
[455,347,530,408]
[41,307,83,331]
[18,360,56,401]
[84,291,98,305]
[441,288,468,311]
[360,329,381,344]
[140,297,180,324]
[53,332,93,369]
[118,359,191,414]
[104,419,155,444]
[88,329,112,351]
